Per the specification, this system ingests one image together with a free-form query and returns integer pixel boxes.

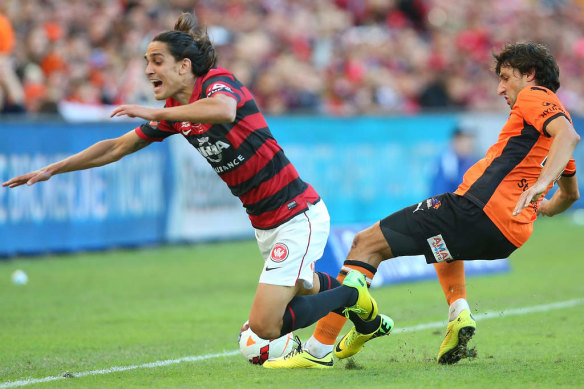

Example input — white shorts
[256,200,330,288]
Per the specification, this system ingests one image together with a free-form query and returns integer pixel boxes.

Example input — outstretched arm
[513,116,580,216]
[2,130,151,188]
[110,94,237,123]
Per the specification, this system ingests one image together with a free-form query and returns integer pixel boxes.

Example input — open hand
[2,169,53,188]
[513,184,546,216]
[110,105,157,120]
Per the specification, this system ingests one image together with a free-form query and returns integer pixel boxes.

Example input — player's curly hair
[494,42,560,92]
[152,12,217,77]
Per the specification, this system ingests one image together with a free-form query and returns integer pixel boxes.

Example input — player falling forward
[2,12,391,366]
[265,42,580,368]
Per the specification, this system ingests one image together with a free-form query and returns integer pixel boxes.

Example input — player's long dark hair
[494,42,560,92]
[153,12,217,77]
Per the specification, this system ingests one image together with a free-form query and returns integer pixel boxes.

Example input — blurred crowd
[1,0,583,117]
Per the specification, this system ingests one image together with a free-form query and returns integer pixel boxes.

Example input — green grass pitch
[1,215,583,388]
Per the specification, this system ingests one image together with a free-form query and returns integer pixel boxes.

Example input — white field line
[393,298,584,333]
[2,298,583,388]
[0,351,240,389]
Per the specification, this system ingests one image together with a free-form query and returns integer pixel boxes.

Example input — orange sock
[433,260,466,305]
[313,260,377,345]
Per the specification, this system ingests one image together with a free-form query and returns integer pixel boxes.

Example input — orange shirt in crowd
[0,13,15,53]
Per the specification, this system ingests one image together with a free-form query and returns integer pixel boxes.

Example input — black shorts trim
[379,193,517,264]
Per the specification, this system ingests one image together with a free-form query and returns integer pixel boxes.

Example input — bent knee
[349,226,393,265]
[350,229,379,256]
[351,230,367,250]
[248,318,282,340]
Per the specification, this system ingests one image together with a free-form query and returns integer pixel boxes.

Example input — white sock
[448,298,470,322]
[304,336,334,358]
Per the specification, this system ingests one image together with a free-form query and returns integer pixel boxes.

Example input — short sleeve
[202,74,243,105]
[562,158,576,177]
[134,120,177,142]
[516,86,569,137]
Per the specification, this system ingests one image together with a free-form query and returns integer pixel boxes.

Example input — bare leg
[347,222,395,267]
[248,273,320,339]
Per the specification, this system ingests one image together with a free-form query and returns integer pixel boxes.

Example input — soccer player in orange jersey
[265,42,580,368]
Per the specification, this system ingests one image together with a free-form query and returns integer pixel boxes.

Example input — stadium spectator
[0,56,26,114]
[264,42,580,368]
[0,12,26,114]
[1,0,584,117]
[3,13,387,365]
[430,127,480,195]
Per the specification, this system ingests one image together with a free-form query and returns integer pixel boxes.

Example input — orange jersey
[455,86,577,247]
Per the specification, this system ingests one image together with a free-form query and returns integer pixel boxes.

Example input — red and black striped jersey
[134,67,319,229]
[455,86,576,247]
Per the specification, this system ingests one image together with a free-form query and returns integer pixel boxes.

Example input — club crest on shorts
[427,234,453,262]
[270,243,289,262]
[426,197,442,210]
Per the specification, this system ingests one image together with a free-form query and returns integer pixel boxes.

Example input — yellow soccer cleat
[335,314,394,359]
[437,309,477,364]
[342,270,378,321]
[263,339,333,369]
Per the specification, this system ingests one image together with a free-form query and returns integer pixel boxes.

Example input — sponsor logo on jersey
[539,101,562,119]
[179,122,192,136]
[179,122,206,136]
[192,123,206,134]
[195,137,231,163]
[427,234,453,263]
[270,243,289,263]
[207,82,234,97]
[212,155,246,173]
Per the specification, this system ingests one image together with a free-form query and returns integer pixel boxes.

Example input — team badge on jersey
[270,243,289,263]
[427,234,453,262]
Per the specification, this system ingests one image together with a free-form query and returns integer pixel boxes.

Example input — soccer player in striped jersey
[268,42,580,368]
[3,12,386,367]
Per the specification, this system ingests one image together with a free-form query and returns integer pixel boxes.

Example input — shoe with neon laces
[437,309,476,364]
[341,270,378,321]
[263,336,334,369]
[334,314,394,359]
